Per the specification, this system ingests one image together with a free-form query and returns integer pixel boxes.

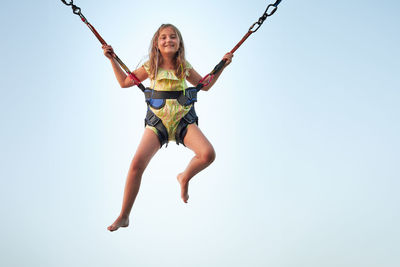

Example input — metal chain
[61,0,87,23]
[61,0,282,91]
[61,0,145,91]
[249,0,282,33]
[196,0,283,90]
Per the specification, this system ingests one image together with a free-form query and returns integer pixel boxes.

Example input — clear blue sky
[1,0,399,266]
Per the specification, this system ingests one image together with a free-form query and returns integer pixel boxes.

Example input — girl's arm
[102,45,148,88]
[187,53,233,91]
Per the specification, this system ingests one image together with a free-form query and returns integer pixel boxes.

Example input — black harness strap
[144,88,198,107]
[144,108,169,147]
[144,90,182,99]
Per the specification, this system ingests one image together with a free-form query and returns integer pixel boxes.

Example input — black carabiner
[61,0,73,6]
[249,22,262,33]
[265,4,278,17]
[61,0,83,17]
[72,6,81,15]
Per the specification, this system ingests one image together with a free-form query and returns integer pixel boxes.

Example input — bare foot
[177,173,190,203]
[107,215,129,232]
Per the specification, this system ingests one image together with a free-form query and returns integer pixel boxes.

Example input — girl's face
[157,27,180,56]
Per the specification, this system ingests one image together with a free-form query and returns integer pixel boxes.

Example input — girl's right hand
[102,44,115,59]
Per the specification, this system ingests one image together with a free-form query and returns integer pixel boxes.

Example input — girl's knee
[200,147,216,165]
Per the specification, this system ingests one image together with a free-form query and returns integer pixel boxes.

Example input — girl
[103,24,233,232]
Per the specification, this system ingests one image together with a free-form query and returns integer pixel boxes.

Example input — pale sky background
[1,0,399,266]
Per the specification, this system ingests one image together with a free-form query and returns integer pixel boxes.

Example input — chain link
[61,0,73,6]
[61,0,86,22]
[249,0,282,33]
[61,0,145,90]
[61,0,282,90]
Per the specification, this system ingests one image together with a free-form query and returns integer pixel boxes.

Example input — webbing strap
[144,90,182,99]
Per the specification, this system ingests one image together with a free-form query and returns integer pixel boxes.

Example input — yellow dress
[142,61,193,142]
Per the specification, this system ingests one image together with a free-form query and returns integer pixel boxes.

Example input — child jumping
[103,24,233,232]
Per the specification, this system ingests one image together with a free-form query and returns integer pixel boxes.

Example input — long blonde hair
[148,24,187,80]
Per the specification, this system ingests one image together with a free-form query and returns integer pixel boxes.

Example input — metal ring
[72,5,81,15]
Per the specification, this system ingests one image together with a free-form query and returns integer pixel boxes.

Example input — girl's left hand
[223,52,234,67]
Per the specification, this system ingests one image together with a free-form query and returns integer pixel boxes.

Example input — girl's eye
[159,34,177,41]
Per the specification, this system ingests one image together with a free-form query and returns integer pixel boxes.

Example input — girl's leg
[177,124,216,203]
[108,128,160,232]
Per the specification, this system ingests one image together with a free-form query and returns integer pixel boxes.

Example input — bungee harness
[60,0,282,146]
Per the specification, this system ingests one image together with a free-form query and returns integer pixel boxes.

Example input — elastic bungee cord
[196,0,282,90]
[60,0,282,92]
[60,0,146,92]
